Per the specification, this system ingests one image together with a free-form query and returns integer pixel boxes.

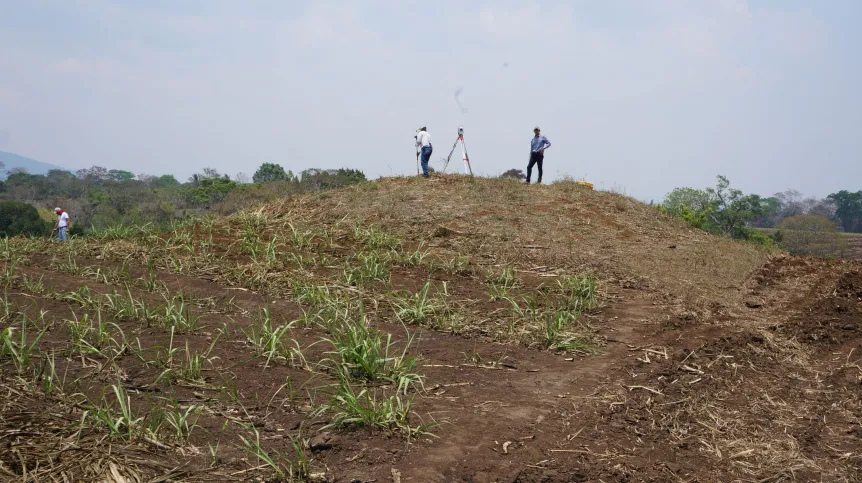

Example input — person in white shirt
[415,126,432,178]
[53,207,71,241]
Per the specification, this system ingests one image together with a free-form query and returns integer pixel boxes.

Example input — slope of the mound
[264,175,771,310]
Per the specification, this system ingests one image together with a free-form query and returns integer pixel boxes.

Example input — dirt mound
[263,176,771,310]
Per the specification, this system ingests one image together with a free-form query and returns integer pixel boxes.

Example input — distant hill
[0,151,70,178]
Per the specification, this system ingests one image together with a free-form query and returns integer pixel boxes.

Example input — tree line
[662,179,862,233]
[0,163,366,235]
[660,176,857,256]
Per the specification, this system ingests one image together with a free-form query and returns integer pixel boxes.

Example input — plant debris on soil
[1,176,859,482]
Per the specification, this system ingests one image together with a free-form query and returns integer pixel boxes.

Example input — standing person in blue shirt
[527,126,551,184]
[415,126,433,178]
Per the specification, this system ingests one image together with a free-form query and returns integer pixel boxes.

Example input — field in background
[840,232,862,259]
[1,176,860,482]
[759,227,862,260]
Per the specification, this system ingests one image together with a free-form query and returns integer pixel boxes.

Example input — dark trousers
[527,152,544,183]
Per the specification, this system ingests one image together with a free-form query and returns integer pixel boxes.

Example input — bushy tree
[151,174,180,188]
[300,168,366,190]
[108,169,135,182]
[750,196,782,228]
[0,201,49,237]
[76,166,110,181]
[104,180,155,215]
[189,168,222,185]
[187,177,238,206]
[704,176,765,238]
[807,198,836,220]
[778,215,846,257]
[661,176,766,240]
[200,167,222,179]
[775,190,806,218]
[47,169,75,181]
[662,187,711,218]
[500,169,526,180]
[253,163,294,183]
[4,172,48,201]
[46,169,78,197]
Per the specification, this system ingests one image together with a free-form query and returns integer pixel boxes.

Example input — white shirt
[58,212,70,228]
[415,131,432,148]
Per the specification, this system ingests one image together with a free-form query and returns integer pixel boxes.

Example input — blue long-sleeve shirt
[531,135,551,153]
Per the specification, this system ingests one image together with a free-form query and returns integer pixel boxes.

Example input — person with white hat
[527,126,551,184]
[52,207,71,241]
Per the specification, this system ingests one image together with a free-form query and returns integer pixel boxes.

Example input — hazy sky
[1,0,860,201]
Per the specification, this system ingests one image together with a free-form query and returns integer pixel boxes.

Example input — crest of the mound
[261,176,771,308]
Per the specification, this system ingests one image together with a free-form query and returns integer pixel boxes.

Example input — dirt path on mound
[392,301,657,482]
[296,296,668,482]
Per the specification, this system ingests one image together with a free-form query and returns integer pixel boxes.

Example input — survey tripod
[413,132,420,175]
[441,126,473,176]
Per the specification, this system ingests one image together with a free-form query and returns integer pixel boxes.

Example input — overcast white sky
[1,0,860,201]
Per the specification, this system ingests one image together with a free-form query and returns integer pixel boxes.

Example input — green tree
[108,169,135,182]
[751,197,782,228]
[45,169,78,197]
[103,179,155,215]
[300,168,366,190]
[87,187,110,205]
[661,176,766,240]
[151,174,180,189]
[46,170,75,181]
[662,187,711,217]
[253,163,294,183]
[0,201,50,237]
[4,172,47,201]
[827,190,862,233]
[187,177,238,206]
[704,175,765,238]
[344,168,366,182]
